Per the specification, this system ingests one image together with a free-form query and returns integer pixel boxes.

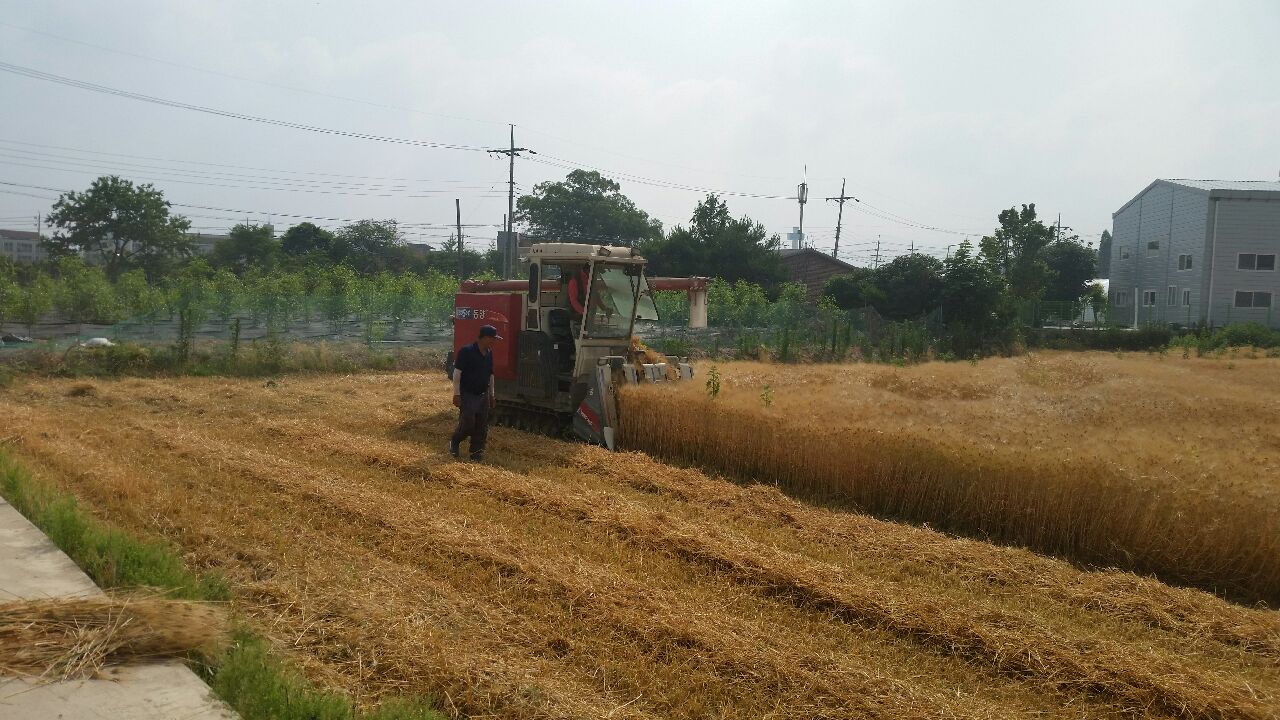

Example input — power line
[0,61,989,240]
[0,138,507,186]
[0,60,494,152]
[0,154,511,200]
[0,20,508,129]
[0,179,501,229]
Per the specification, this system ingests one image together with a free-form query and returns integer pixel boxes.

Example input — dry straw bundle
[0,596,228,680]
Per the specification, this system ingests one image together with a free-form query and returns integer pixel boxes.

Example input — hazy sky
[2,1,1277,266]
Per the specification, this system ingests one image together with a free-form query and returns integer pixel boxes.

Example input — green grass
[200,631,442,720]
[0,449,444,720]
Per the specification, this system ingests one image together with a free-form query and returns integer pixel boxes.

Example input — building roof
[1114,179,1280,217]
[0,229,41,241]
[778,247,857,270]
[1163,179,1280,193]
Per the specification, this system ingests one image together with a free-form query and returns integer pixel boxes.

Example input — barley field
[1,363,1278,719]
[621,352,1280,604]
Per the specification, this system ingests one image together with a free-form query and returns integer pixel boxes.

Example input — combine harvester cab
[448,243,701,450]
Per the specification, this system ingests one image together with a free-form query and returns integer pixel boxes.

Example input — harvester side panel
[452,292,522,381]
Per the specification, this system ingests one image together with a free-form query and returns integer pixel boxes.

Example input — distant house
[0,229,46,264]
[779,247,857,301]
[1109,179,1280,328]
[189,231,231,256]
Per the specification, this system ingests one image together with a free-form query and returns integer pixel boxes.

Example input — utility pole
[909,239,915,255]
[946,244,953,260]
[824,178,858,258]
[489,125,534,278]
[1056,213,1062,243]
[794,166,809,249]
[873,235,881,269]
[456,198,464,280]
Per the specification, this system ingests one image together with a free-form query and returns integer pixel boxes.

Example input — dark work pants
[451,392,491,457]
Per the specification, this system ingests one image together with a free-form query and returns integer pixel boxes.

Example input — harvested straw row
[118,421,1007,719]
[252,415,1280,665]
[13,430,667,719]
[239,556,668,720]
[0,596,227,680]
[563,449,1280,661]
[237,420,1272,720]
[434,469,1273,720]
[618,386,1280,605]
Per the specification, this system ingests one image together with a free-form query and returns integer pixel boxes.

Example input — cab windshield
[584,264,657,338]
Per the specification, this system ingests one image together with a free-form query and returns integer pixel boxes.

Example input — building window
[1121,249,1131,260]
[1167,286,1178,306]
[1147,240,1160,254]
[1238,253,1277,271]
[1113,290,1130,306]
[2,241,11,251]
[1234,291,1273,308]
[1178,254,1194,270]
[1142,290,1157,307]
[1182,289,1191,306]
[17,243,32,252]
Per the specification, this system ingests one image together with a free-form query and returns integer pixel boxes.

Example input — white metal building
[0,229,46,264]
[1109,179,1280,328]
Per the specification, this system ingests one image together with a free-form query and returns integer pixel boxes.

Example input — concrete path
[0,496,238,719]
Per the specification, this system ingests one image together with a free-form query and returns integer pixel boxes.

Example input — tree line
[3,172,1102,358]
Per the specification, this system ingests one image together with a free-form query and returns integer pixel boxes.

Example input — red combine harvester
[446,242,702,449]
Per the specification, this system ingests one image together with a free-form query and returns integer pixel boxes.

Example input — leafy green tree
[941,240,1009,350]
[384,272,426,337]
[420,269,458,327]
[170,260,213,360]
[317,265,359,334]
[823,267,885,310]
[517,170,662,246]
[640,194,786,293]
[707,279,771,327]
[979,204,1055,301]
[1043,236,1097,301]
[53,256,118,331]
[45,176,192,280]
[248,272,302,334]
[1097,229,1112,278]
[13,274,55,334]
[280,222,336,257]
[872,253,944,320]
[209,270,244,323]
[211,223,280,275]
[427,234,489,279]
[331,220,401,274]
[0,264,16,332]
[114,269,167,323]
[352,274,389,343]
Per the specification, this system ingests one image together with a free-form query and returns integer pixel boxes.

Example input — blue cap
[479,324,503,340]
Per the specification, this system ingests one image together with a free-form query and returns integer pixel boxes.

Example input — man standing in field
[450,324,500,461]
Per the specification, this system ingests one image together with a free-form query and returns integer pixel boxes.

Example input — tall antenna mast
[796,165,809,248]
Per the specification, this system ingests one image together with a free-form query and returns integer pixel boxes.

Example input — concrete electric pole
[456,198,464,280]
[489,125,535,278]
[824,178,858,259]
